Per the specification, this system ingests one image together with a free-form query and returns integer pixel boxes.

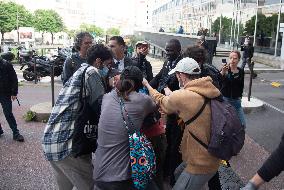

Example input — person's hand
[11,96,17,101]
[221,64,229,75]
[142,78,149,87]
[158,108,166,116]
[164,87,172,96]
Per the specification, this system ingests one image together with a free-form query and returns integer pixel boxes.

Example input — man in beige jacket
[143,57,221,190]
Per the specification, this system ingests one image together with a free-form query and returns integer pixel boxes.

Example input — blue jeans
[223,97,246,127]
[0,95,19,135]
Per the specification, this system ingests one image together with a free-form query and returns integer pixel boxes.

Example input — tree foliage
[0,2,34,40]
[106,27,120,36]
[212,16,232,42]
[34,9,64,43]
[244,13,284,37]
[79,23,104,37]
[65,29,77,39]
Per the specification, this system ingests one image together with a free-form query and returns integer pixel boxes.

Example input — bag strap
[184,98,209,126]
[184,97,210,150]
[188,131,209,149]
[119,97,135,132]
[79,66,90,102]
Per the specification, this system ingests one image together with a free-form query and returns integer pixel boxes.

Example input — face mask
[98,66,109,77]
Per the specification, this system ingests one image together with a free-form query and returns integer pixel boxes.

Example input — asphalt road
[243,72,284,152]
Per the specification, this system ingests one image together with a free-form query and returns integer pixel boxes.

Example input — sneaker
[13,133,24,142]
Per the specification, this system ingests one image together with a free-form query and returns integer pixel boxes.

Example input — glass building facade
[152,0,284,56]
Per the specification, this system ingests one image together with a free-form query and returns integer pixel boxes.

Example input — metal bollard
[50,63,55,107]
[34,57,37,84]
[248,61,254,102]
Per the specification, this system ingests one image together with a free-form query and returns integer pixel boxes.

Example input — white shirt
[113,57,125,72]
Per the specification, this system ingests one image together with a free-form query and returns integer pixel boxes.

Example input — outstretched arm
[143,78,177,115]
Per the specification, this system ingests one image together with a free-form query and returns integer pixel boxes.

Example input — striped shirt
[42,63,105,161]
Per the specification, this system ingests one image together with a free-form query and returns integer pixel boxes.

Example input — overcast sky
[93,0,135,19]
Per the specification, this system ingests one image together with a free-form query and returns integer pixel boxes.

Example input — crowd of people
[40,32,284,190]
[0,31,283,190]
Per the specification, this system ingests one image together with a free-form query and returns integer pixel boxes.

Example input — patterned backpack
[119,98,156,190]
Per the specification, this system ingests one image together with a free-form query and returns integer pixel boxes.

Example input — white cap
[168,57,201,75]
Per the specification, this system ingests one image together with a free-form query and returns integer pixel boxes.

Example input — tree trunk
[51,32,54,45]
[42,32,44,44]
[1,31,4,41]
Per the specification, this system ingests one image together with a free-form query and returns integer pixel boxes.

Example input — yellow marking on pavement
[271,82,281,87]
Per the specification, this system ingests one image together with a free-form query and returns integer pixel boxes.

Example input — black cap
[120,66,143,84]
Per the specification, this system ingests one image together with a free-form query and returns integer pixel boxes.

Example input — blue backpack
[119,97,156,190]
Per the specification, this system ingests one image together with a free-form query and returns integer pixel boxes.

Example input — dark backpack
[201,64,222,90]
[71,66,100,157]
[185,96,245,161]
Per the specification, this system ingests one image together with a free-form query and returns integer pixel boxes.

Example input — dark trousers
[208,171,222,190]
[149,134,167,190]
[0,95,19,135]
[94,179,159,190]
[164,116,183,186]
[94,179,135,190]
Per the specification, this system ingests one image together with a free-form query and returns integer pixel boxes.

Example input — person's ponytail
[116,79,136,101]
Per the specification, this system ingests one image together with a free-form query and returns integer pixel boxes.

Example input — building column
[274,1,282,56]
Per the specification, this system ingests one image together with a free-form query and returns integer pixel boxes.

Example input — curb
[244,69,284,74]
[30,102,52,122]
[242,97,265,114]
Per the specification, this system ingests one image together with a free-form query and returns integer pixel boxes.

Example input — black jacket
[0,59,18,96]
[221,67,244,99]
[201,63,222,90]
[149,57,182,93]
[62,53,86,85]
[243,45,254,59]
[258,133,284,182]
[111,56,133,71]
[131,55,153,81]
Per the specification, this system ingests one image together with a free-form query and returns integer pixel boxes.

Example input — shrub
[23,110,36,122]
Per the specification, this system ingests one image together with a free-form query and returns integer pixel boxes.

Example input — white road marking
[247,95,284,114]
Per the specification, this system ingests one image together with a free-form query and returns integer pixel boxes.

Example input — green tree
[0,2,33,40]
[34,9,64,44]
[79,23,104,37]
[212,16,232,42]
[244,13,273,37]
[106,27,120,36]
[169,28,176,33]
[244,13,284,38]
[65,29,78,39]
